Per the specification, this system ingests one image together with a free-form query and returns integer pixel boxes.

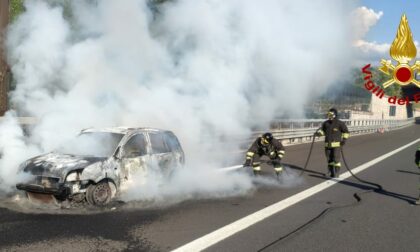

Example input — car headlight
[66,172,80,182]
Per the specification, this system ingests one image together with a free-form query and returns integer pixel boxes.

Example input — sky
[356,0,420,63]
[361,0,420,44]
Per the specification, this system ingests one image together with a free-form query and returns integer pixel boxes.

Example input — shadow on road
[284,163,326,177]
[309,174,417,204]
[396,169,420,176]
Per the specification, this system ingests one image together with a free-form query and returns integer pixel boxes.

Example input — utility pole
[0,0,9,116]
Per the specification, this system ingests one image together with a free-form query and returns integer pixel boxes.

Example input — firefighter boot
[333,162,342,178]
[328,165,334,178]
[334,167,340,178]
[253,166,262,176]
[274,166,283,179]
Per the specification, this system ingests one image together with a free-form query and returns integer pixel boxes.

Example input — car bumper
[16,183,70,196]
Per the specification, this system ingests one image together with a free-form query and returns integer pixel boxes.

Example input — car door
[120,133,149,181]
[163,131,184,165]
[147,132,174,175]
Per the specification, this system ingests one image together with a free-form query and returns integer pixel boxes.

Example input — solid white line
[172,138,420,252]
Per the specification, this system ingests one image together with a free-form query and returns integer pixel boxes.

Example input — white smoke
[121,165,254,205]
[0,112,37,191]
[0,0,355,199]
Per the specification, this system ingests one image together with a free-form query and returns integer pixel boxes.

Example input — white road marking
[172,138,420,252]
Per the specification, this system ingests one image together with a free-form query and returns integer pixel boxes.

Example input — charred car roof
[81,127,172,135]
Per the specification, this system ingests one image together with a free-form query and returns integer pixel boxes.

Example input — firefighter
[315,108,350,178]
[415,145,420,205]
[244,132,285,176]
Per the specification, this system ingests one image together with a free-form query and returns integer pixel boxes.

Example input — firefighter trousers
[325,147,341,177]
[252,154,283,174]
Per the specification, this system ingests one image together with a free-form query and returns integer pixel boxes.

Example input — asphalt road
[0,124,419,252]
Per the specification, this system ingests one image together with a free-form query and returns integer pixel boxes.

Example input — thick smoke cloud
[0,0,355,199]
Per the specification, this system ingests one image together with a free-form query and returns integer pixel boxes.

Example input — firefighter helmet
[328,108,338,120]
[261,132,273,145]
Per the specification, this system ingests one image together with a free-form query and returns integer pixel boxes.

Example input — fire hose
[298,131,318,176]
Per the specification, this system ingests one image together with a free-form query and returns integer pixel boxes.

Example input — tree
[10,0,24,22]
[355,66,402,97]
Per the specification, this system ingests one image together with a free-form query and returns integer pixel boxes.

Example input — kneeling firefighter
[315,108,350,178]
[244,132,285,176]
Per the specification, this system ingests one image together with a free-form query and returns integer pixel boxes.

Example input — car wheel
[86,181,112,206]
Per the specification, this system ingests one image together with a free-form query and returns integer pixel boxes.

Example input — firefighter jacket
[416,145,420,168]
[246,137,285,161]
[318,119,349,148]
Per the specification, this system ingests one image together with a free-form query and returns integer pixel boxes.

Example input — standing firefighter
[315,108,350,178]
[415,146,420,205]
[244,132,285,176]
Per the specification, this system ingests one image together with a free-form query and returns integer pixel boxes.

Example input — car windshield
[57,132,124,157]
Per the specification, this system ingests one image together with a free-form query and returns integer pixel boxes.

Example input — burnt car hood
[22,152,106,179]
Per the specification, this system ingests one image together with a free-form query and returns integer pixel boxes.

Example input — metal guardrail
[246,118,415,147]
[0,117,416,148]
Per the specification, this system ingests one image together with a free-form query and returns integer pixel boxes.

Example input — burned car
[16,127,185,206]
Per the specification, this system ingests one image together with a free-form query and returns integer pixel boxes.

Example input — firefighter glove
[315,130,323,137]
[244,159,252,167]
[269,151,277,159]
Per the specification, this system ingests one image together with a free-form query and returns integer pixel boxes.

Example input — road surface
[0,124,419,251]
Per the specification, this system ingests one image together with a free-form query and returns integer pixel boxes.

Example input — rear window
[149,133,170,154]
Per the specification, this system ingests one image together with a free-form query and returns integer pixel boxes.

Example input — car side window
[123,134,147,157]
[149,133,170,154]
[164,132,181,151]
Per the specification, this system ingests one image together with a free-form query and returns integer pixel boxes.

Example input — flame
[390,14,417,64]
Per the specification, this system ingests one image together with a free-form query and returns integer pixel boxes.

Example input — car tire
[86,181,112,206]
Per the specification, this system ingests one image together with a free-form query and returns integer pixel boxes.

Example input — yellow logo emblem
[379,14,420,88]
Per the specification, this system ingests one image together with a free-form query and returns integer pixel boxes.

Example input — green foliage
[10,0,76,22]
[10,0,25,22]
[355,66,402,97]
